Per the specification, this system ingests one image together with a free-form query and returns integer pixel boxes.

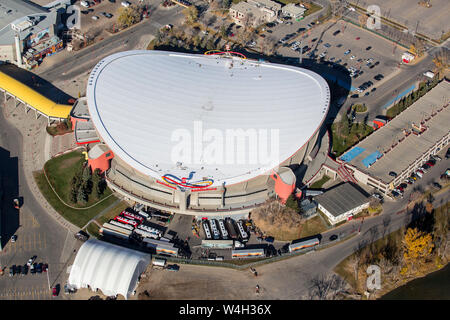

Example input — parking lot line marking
[33,233,37,251]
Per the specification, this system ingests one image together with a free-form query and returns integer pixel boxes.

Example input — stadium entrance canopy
[68,239,150,299]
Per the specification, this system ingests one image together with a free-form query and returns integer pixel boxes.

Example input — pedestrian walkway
[1,94,80,234]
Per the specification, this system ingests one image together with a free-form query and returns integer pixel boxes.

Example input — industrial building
[339,79,450,196]
[70,50,330,217]
[0,0,69,69]
[314,183,369,225]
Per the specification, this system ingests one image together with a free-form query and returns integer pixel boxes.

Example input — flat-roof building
[314,183,369,225]
[340,80,450,195]
[0,0,66,69]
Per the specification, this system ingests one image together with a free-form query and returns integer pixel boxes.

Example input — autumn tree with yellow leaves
[401,228,434,274]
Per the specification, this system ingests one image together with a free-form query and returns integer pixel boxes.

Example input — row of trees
[70,164,107,205]
[386,76,440,118]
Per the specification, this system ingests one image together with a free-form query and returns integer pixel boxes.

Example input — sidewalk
[1,96,80,234]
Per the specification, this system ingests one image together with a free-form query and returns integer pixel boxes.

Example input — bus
[109,219,134,231]
[201,239,234,249]
[137,224,162,237]
[236,220,248,242]
[156,244,179,257]
[114,216,138,227]
[231,248,265,259]
[225,218,238,239]
[209,219,221,240]
[288,237,320,253]
[133,228,159,240]
[102,222,133,236]
[202,220,212,239]
[120,210,144,223]
[218,219,228,239]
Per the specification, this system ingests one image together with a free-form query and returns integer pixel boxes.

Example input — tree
[92,168,101,200]
[183,6,199,25]
[77,184,88,205]
[221,0,232,9]
[402,228,434,272]
[285,194,299,212]
[219,25,228,38]
[117,6,141,28]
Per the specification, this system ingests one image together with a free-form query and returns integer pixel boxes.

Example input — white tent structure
[68,239,150,299]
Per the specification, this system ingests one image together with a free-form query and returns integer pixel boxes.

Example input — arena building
[70,50,330,216]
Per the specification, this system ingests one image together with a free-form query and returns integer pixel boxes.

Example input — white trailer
[137,224,162,236]
[202,220,212,239]
[103,222,133,235]
[109,219,134,231]
[152,258,166,268]
[236,220,248,241]
[100,227,131,240]
[209,219,220,240]
[218,219,228,239]
[133,228,160,239]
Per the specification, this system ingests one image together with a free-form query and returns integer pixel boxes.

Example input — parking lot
[274,20,402,95]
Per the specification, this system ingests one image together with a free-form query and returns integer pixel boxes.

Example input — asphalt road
[140,155,448,299]
[35,7,184,84]
[0,105,74,299]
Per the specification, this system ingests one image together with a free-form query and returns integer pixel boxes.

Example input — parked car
[329,234,338,241]
[333,30,341,36]
[11,235,17,242]
[9,266,14,277]
[27,256,36,267]
[36,263,43,273]
[167,264,180,272]
[389,171,397,177]
[80,0,90,8]
[31,263,37,274]
[91,15,99,20]
[432,182,442,190]
[52,286,58,297]
[121,1,131,7]
[344,49,351,55]
[366,46,372,50]
[22,265,28,275]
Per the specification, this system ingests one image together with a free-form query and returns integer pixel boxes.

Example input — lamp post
[46,266,51,291]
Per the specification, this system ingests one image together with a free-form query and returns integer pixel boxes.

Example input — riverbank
[334,201,449,299]
[380,263,450,299]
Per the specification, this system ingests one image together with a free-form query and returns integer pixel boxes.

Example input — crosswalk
[0,285,51,300]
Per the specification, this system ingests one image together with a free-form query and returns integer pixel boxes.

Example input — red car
[426,161,435,167]
[356,37,360,40]
[52,286,58,297]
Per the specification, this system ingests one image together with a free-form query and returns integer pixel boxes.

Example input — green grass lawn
[331,121,373,157]
[299,215,328,238]
[34,151,119,228]
[96,200,130,226]
[310,175,331,189]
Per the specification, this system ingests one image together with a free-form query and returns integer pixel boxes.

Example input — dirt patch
[252,199,302,241]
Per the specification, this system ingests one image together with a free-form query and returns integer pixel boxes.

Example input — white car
[92,15,99,20]
[350,55,356,60]
[80,0,89,8]
[121,1,131,7]
[27,256,35,267]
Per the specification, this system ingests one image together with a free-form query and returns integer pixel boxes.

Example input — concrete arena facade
[81,50,330,216]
